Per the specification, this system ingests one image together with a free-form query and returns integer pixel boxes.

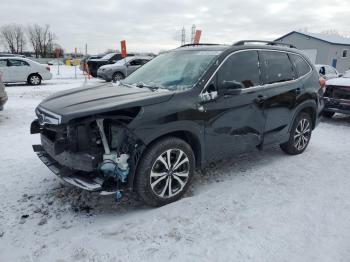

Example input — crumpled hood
[37,83,173,123]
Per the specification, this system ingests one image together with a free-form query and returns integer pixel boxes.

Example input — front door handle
[254,95,266,104]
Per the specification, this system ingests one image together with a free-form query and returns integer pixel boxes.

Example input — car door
[259,50,305,145]
[201,50,267,161]
[0,59,9,82]
[127,59,143,74]
[7,59,30,82]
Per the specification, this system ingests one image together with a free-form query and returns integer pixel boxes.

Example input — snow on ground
[1,66,350,262]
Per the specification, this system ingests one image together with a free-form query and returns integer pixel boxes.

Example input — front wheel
[135,137,195,207]
[112,72,124,83]
[280,112,312,155]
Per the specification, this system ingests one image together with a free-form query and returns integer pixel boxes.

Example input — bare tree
[27,24,56,58]
[0,24,26,53]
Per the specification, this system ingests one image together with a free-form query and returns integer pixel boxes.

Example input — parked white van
[0,57,52,85]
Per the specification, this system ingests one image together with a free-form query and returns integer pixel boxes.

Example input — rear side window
[8,59,29,67]
[260,51,295,84]
[218,51,260,88]
[289,54,311,77]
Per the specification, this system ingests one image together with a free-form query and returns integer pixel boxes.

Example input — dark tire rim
[294,118,311,151]
[113,73,123,82]
[149,149,190,199]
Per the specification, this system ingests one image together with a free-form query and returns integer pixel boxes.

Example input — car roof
[174,42,306,56]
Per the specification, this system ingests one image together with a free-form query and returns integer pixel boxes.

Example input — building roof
[275,31,350,46]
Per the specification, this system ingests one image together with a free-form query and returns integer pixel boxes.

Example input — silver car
[97,56,153,82]
[0,75,8,111]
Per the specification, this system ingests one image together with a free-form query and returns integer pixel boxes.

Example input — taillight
[319,77,326,88]
[46,66,50,72]
[319,77,326,94]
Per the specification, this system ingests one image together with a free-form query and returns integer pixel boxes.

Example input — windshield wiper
[136,82,160,92]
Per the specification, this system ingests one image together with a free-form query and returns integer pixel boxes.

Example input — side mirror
[221,80,243,95]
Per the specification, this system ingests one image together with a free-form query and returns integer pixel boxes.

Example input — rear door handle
[254,95,266,104]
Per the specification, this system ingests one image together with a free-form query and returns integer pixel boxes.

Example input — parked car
[0,75,8,111]
[0,53,25,58]
[315,64,341,80]
[97,56,153,82]
[323,72,350,118]
[87,53,134,77]
[79,55,103,71]
[47,59,64,65]
[31,41,323,206]
[0,57,52,85]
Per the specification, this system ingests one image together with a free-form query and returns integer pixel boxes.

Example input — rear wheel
[112,72,124,82]
[135,137,195,207]
[280,112,312,155]
[28,74,41,85]
[323,111,335,118]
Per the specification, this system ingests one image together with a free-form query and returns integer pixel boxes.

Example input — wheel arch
[289,100,317,132]
[129,129,203,190]
[27,72,42,82]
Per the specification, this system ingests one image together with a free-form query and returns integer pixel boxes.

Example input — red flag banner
[193,30,202,44]
[121,40,127,58]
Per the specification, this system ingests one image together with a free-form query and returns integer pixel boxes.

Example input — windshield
[123,50,222,91]
[101,53,116,60]
[114,57,134,66]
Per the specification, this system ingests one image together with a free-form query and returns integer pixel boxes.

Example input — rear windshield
[123,50,222,91]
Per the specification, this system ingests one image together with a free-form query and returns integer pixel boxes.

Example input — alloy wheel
[294,118,311,151]
[30,75,40,85]
[150,149,190,199]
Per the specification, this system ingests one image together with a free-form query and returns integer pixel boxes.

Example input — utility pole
[191,24,196,43]
[85,43,87,55]
[181,27,186,46]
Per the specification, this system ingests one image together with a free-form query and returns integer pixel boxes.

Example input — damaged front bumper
[33,144,105,192]
[324,97,350,114]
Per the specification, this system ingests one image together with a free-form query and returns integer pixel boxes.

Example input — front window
[101,53,116,60]
[123,50,222,91]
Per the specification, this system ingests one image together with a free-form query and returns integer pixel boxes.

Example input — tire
[28,74,41,85]
[135,137,195,207]
[323,111,335,118]
[280,112,312,155]
[112,72,124,83]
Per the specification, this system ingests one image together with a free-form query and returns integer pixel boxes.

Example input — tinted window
[218,51,260,88]
[8,59,29,67]
[0,60,7,67]
[289,54,310,77]
[130,59,143,66]
[260,51,295,84]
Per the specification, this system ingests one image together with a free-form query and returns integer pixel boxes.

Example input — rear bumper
[324,97,350,114]
[33,145,104,192]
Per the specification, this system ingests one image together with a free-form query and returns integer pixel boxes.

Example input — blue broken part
[115,191,123,202]
[99,160,129,182]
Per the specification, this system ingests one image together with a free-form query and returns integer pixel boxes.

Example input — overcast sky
[1,0,350,54]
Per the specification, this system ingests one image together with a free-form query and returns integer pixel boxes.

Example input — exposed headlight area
[36,107,61,125]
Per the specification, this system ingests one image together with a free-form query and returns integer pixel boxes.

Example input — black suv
[87,53,134,77]
[31,41,324,206]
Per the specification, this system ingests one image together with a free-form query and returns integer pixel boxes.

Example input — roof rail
[179,43,220,48]
[233,40,296,49]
